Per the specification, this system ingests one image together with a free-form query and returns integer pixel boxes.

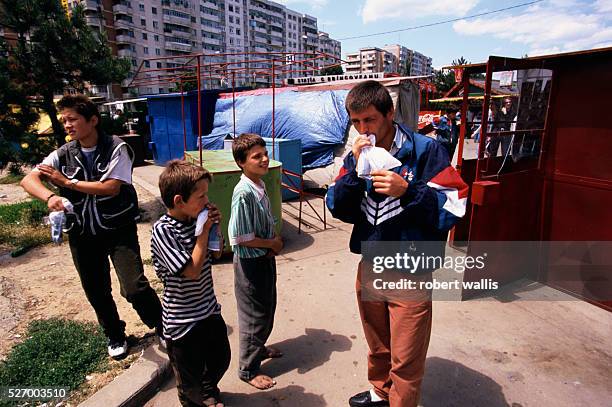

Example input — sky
[275,0,612,69]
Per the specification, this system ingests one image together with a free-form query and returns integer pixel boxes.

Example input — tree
[0,38,40,169]
[0,0,131,146]
[452,56,469,66]
[320,65,343,76]
[433,69,455,94]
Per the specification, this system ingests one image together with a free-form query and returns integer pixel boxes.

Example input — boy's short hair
[57,94,101,130]
[232,133,266,165]
[159,160,212,208]
[345,80,393,116]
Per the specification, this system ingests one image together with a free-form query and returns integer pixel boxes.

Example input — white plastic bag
[195,208,222,251]
[357,134,402,179]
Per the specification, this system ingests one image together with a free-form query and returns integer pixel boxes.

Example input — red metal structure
[128,51,345,165]
[449,47,612,310]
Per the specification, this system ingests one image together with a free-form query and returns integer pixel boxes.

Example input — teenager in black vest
[21,94,162,360]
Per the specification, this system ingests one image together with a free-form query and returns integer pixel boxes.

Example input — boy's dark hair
[57,94,102,131]
[345,80,393,116]
[159,160,212,209]
[232,133,266,165]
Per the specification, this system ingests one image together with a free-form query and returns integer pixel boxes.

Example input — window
[229,38,234,44]
[131,59,137,67]
[143,46,149,54]
[141,18,146,26]
[142,33,147,40]
[229,16,234,23]
[139,4,144,11]
[229,27,234,34]
[155,48,161,55]
[236,28,241,35]
[144,60,150,67]
[236,17,240,24]
[157,62,162,68]
[154,34,159,41]
[236,6,240,12]
[153,21,159,29]
[152,7,157,14]
[228,5,233,12]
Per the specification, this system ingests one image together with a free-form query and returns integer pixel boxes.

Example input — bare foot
[265,346,283,359]
[244,374,276,390]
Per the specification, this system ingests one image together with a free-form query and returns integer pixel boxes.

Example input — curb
[78,344,172,407]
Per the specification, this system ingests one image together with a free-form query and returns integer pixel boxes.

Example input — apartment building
[345,47,397,74]
[318,31,341,69]
[72,0,341,97]
[383,44,433,76]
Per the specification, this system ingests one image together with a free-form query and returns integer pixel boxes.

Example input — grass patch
[0,200,48,225]
[0,319,107,406]
[0,200,50,252]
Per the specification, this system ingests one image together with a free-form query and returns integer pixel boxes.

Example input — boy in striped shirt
[151,160,229,407]
[228,134,284,390]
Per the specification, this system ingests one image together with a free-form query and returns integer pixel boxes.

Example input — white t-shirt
[36,144,133,184]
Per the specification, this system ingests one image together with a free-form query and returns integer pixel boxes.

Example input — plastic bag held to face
[195,208,222,251]
[356,134,402,179]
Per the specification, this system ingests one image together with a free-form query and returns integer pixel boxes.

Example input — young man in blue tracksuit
[326,81,468,407]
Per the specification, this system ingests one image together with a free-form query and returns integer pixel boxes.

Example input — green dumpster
[185,150,282,253]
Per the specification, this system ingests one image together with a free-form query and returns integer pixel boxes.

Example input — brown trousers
[356,262,433,407]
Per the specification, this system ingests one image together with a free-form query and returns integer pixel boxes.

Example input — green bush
[0,319,107,394]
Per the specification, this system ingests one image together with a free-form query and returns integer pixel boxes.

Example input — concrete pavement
[125,162,612,407]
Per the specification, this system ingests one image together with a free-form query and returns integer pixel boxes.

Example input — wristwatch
[70,178,79,189]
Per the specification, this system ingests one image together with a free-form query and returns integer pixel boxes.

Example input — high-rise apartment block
[70,0,341,98]
[346,45,433,77]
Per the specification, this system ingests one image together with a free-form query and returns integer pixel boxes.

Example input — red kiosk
[450,47,612,310]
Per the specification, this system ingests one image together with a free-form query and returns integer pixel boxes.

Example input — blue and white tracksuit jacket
[326,123,469,262]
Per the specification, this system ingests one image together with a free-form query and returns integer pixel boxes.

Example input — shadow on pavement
[263,328,352,377]
[223,384,326,407]
[279,219,315,255]
[421,357,511,407]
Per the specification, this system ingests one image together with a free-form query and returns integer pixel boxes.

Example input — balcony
[116,34,135,44]
[112,3,131,15]
[82,0,101,12]
[269,19,283,29]
[165,41,192,52]
[270,39,283,47]
[85,15,103,27]
[254,25,267,34]
[200,13,220,23]
[162,14,191,26]
[201,1,220,10]
[203,37,222,46]
[117,48,135,57]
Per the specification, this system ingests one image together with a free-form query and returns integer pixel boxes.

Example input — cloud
[453,1,612,56]
[360,0,479,24]
[594,0,612,13]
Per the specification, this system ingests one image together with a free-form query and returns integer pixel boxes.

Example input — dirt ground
[0,178,167,403]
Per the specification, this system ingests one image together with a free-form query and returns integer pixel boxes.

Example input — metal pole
[180,80,187,160]
[232,72,236,137]
[456,73,470,172]
[271,61,275,158]
[197,55,203,167]
[476,60,494,180]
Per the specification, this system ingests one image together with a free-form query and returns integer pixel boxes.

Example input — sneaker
[108,338,128,360]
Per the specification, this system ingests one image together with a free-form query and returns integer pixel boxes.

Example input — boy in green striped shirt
[228,133,284,390]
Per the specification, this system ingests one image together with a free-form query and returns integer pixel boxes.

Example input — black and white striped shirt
[151,214,221,340]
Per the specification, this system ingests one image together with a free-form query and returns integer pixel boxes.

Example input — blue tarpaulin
[200,90,350,169]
